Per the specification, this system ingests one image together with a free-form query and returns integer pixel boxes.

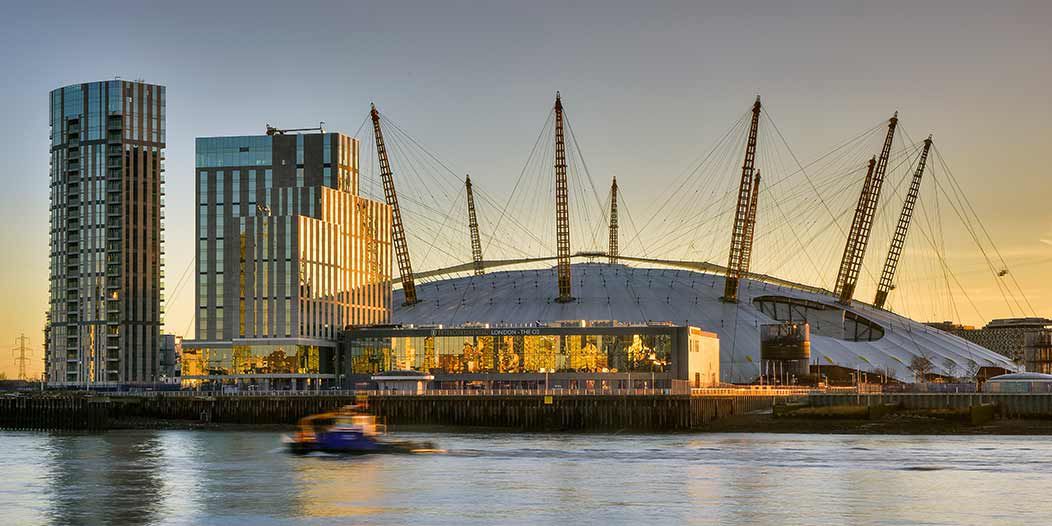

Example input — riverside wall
[0,393,787,431]
[807,393,1052,417]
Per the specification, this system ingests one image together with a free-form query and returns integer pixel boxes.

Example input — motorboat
[283,405,439,455]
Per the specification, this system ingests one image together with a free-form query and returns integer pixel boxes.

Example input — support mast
[465,174,485,276]
[723,96,762,303]
[608,176,618,265]
[874,136,932,309]
[554,92,572,302]
[739,171,761,274]
[370,103,418,305]
[834,112,898,305]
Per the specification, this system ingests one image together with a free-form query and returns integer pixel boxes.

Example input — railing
[107,388,681,398]
[103,387,846,398]
[691,386,819,397]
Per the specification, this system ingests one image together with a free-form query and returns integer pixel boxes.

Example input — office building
[46,80,166,384]
[926,317,1052,363]
[159,334,181,381]
[181,130,391,389]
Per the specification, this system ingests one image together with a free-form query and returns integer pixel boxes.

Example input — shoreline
[95,414,1052,435]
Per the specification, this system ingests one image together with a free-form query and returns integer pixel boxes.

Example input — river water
[1,430,1048,525]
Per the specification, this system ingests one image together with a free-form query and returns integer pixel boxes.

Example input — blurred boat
[283,405,440,455]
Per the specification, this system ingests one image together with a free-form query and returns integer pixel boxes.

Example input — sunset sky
[2,0,1050,379]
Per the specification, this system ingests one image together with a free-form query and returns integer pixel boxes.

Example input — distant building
[159,334,181,381]
[46,80,166,385]
[181,130,391,390]
[983,372,1052,393]
[340,322,720,390]
[926,317,1052,363]
[1024,330,1052,374]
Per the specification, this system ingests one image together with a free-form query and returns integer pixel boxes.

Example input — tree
[963,359,982,382]
[908,355,934,383]
[942,358,960,382]
[874,366,897,383]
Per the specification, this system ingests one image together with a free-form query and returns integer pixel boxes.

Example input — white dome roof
[392,263,1017,383]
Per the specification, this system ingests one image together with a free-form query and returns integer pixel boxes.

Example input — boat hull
[284,431,436,455]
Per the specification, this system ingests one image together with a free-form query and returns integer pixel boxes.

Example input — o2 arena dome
[391,263,1017,383]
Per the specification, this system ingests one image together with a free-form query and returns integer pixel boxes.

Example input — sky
[1,0,1050,379]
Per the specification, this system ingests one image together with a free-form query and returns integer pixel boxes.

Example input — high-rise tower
[47,80,166,385]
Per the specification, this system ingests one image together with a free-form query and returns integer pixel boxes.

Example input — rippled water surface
[2,430,1050,525]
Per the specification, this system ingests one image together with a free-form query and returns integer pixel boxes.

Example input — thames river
[1,430,1049,525]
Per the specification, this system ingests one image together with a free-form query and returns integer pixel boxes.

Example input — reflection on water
[1,430,1050,525]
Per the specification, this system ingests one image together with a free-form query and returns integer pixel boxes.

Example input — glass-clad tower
[47,80,166,385]
[181,131,391,390]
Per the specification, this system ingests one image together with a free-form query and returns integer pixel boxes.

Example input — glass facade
[184,132,389,389]
[345,328,674,376]
[47,80,165,385]
[180,343,333,378]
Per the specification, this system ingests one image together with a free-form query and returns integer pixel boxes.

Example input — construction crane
[265,122,325,136]
[554,92,572,303]
[608,176,618,265]
[370,104,418,305]
[465,174,485,276]
[723,96,762,304]
[874,136,933,309]
[834,112,898,305]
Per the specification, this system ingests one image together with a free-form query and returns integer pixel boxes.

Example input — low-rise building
[159,334,181,381]
[339,321,719,391]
